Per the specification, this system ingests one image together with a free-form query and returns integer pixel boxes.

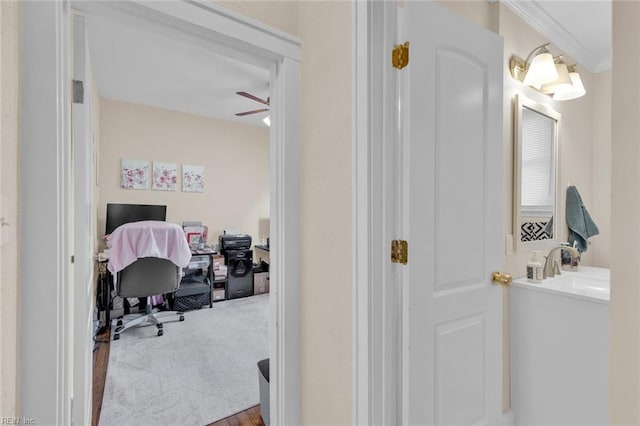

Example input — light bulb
[523,51,558,89]
[553,69,586,101]
[541,62,572,94]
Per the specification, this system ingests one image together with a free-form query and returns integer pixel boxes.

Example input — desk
[254,244,270,265]
[96,259,112,334]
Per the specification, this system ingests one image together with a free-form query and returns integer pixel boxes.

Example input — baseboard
[502,409,515,426]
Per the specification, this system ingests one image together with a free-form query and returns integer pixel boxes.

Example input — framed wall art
[182,164,205,193]
[121,159,149,190]
[152,162,177,191]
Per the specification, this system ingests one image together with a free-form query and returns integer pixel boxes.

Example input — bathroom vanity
[510,266,609,425]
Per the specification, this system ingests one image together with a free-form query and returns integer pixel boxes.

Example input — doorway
[20,2,300,424]
[82,8,273,423]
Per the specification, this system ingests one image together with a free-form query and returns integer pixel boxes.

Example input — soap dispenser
[527,251,543,283]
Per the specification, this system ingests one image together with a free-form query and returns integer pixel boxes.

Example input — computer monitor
[105,203,167,235]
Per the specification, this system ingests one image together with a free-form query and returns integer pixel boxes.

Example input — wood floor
[91,326,265,426]
[208,405,265,426]
[92,327,111,426]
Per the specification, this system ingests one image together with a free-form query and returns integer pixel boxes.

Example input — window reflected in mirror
[514,95,560,251]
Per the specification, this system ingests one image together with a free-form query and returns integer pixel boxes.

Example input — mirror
[513,94,561,251]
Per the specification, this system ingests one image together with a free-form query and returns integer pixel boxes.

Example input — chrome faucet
[543,245,580,279]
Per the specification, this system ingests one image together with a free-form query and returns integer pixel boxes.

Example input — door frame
[21,1,301,424]
[71,12,96,423]
[353,1,399,423]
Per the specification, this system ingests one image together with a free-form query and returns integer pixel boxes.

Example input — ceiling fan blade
[236,91,269,105]
[235,108,270,117]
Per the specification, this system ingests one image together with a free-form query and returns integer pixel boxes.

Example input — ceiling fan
[235,91,270,116]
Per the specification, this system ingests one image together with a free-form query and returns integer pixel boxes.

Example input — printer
[218,234,252,264]
[219,233,254,299]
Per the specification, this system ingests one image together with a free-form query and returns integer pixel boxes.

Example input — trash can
[257,358,270,425]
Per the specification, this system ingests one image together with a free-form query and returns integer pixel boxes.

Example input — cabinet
[173,251,215,310]
[95,261,112,335]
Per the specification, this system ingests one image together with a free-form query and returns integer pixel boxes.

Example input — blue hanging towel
[566,185,599,252]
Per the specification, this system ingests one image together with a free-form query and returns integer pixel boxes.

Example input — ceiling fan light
[522,51,558,89]
[540,62,572,94]
[553,71,586,101]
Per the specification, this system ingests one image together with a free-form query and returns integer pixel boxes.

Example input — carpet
[99,294,269,426]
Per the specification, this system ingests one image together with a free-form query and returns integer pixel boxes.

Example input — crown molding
[500,0,611,73]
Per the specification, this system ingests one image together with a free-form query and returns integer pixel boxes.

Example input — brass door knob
[492,271,512,287]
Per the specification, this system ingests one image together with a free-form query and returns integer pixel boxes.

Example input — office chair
[107,220,192,340]
[113,257,185,339]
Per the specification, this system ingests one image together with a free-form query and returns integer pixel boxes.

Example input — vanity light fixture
[510,43,586,100]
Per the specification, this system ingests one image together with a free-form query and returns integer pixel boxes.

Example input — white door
[72,13,95,426]
[400,2,504,424]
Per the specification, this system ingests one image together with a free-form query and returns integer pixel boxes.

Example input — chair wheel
[157,323,163,329]
[157,329,163,337]
[179,315,185,321]
[115,325,124,333]
[117,320,123,326]
[113,333,120,341]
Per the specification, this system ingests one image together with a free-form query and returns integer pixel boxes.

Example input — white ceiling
[87,14,270,127]
[501,0,611,73]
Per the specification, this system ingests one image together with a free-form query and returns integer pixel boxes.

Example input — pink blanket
[107,221,191,274]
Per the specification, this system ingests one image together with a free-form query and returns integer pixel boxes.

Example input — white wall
[298,2,352,423]
[610,2,640,423]
[0,0,21,417]
[590,70,612,268]
[216,0,298,36]
[90,63,101,311]
[98,98,270,249]
[438,0,497,31]
[92,66,101,254]
[216,1,353,423]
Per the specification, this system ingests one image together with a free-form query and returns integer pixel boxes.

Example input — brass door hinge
[392,42,410,70]
[391,240,408,265]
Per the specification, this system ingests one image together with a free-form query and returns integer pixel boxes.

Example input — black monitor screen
[105,203,167,235]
